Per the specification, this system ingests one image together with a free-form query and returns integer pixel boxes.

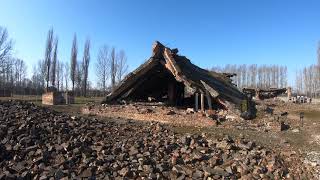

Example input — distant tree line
[295,43,320,97]
[211,64,288,90]
[0,26,32,95]
[0,25,129,97]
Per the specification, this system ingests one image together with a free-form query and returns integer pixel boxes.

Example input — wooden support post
[206,92,212,110]
[195,93,199,112]
[65,92,69,104]
[201,93,205,112]
[168,82,176,105]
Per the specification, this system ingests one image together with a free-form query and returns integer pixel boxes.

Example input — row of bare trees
[30,28,128,97]
[0,26,32,94]
[35,28,92,96]
[211,64,288,90]
[295,65,320,97]
[295,43,320,97]
[68,35,91,96]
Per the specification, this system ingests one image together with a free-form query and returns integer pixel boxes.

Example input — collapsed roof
[103,41,255,119]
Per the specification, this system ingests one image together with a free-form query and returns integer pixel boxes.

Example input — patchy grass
[0,95,104,115]
[74,96,103,104]
[0,95,42,104]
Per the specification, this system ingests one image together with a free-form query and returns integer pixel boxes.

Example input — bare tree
[59,62,64,91]
[56,60,63,91]
[0,26,12,71]
[96,45,110,92]
[110,47,116,90]
[44,28,54,91]
[75,61,82,95]
[249,64,257,88]
[116,50,128,83]
[295,69,303,94]
[51,37,58,87]
[14,59,27,87]
[64,62,70,91]
[70,34,77,92]
[31,59,46,90]
[82,39,90,97]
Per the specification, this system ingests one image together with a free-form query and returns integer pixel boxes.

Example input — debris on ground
[1,100,317,179]
[82,103,227,127]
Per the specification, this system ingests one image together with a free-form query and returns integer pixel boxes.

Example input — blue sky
[0,0,320,86]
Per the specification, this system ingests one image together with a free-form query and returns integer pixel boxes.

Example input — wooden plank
[201,93,205,112]
[195,93,199,112]
[200,80,219,98]
[168,82,176,105]
[206,91,212,110]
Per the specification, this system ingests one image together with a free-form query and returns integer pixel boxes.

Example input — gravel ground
[0,100,318,179]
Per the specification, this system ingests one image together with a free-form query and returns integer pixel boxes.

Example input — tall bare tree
[96,45,110,92]
[82,39,90,97]
[59,62,64,91]
[116,50,128,82]
[51,37,58,87]
[70,34,77,92]
[75,61,82,95]
[44,28,54,91]
[110,47,116,90]
[0,26,12,71]
[295,69,303,94]
[14,58,27,87]
[31,61,45,94]
[56,60,63,91]
[64,62,70,91]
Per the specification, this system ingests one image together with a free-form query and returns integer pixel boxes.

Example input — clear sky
[1,0,320,86]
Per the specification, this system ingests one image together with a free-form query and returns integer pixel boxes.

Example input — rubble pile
[82,103,223,127]
[0,101,310,179]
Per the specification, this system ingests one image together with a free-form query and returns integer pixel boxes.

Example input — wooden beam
[103,58,159,103]
[195,93,199,112]
[200,80,219,98]
[201,93,205,112]
[168,82,176,105]
[206,91,212,110]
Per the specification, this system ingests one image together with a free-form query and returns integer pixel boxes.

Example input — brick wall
[42,92,65,105]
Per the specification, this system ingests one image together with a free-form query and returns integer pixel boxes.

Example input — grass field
[0,95,104,115]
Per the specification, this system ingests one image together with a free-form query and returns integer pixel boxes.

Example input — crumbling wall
[42,92,65,105]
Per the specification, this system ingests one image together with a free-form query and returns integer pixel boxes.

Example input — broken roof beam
[223,73,237,78]
[103,58,159,103]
